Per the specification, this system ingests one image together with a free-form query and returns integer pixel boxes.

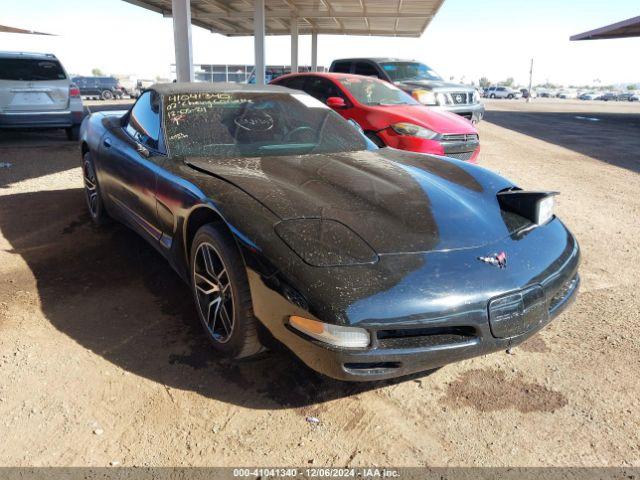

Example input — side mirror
[326,97,347,109]
[135,142,150,158]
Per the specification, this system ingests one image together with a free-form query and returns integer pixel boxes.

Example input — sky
[1,0,639,87]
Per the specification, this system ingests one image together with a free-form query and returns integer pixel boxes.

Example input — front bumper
[250,218,580,382]
[378,130,480,163]
[435,103,485,123]
[281,273,578,381]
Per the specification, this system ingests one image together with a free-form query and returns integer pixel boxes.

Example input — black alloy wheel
[82,152,108,225]
[190,224,263,359]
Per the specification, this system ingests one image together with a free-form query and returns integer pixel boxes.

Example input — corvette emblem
[477,251,507,269]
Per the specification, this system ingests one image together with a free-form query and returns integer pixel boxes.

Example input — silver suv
[485,86,522,99]
[0,51,84,140]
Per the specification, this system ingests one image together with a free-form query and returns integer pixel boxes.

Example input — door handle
[103,137,112,148]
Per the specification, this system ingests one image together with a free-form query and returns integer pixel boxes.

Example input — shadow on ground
[484,110,640,174]
[0,103,133,188]
[0,188,426,409]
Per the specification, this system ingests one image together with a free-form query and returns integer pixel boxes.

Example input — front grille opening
[442,133,479,142]
[450,92,471,105]
[549,274,579,313]
[445,151,475,161]
[343,362,401,372]
[376,325,477,349]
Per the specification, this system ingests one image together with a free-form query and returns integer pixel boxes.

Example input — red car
[271,72,480,162]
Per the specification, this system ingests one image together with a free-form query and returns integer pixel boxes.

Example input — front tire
[82,152,109,225]
[190,224,263,359]
[100,89,114,101]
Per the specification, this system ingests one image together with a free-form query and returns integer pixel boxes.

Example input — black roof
[150,82,292,96]
[331,58,417,64]
[0,51,58,60]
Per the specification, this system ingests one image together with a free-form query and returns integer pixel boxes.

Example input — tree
[91,68,104,76]
[479,77,491,88]
[499,77,515,87]
[628,84,637,91]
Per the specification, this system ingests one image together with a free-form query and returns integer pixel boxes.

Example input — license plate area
[10,92,53,106]
[488,285,548,338]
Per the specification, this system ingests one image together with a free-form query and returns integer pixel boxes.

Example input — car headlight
[497,190,558,225]
[275,218,377,267]
[411,89,437,106]
[472,90,480,104]
[289,316,370,348]
[537,195,555,225]
[390,122,439,140]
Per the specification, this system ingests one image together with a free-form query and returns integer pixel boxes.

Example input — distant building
[171,64,326,84]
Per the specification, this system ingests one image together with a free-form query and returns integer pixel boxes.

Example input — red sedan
[271,72,480,162]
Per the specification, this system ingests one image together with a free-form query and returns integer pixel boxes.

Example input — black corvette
[79,83,580,381]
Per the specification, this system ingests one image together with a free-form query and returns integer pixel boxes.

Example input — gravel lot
[0,98,639,467]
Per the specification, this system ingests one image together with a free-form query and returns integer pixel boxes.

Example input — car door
[99,91,163,241]
[302,76,358,120]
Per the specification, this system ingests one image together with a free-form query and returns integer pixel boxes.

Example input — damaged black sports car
[79,83,580,381]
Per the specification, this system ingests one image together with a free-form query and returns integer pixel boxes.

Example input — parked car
[519,89,538,99]
[616,92,639,102]
[579,92,598,100]
[485,86,522,99]
[557,90,578,99]
[596,92,618,101]
[329,58,485,123]
[79,82,580,381]
[116,78,140,98]
[271,72,480,162]
[0,51,83,140]
[72,76,124,100]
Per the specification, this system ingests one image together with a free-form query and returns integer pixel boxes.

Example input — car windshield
[0,58,66,81]
[380,62,443,82]
[338,77,419,106]
[163,91,369,158]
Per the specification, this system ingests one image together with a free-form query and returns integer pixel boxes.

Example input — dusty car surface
[79,82,580,381]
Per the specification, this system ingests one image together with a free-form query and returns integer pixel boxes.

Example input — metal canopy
[124,0,444,37]
[0,24,54,35]
[571,15,640,41]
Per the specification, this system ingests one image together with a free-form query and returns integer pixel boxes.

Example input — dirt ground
[0,98,639,467]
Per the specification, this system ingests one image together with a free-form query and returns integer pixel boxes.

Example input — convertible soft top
[149,82,294,96]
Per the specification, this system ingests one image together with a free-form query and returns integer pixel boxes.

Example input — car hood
[396,79,475,93]
[367,105,476,134]
[185,149,518,255]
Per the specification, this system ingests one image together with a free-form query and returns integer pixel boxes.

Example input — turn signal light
[289,316,370,348]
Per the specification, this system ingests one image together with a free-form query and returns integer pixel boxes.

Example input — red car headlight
[390,122,439,140]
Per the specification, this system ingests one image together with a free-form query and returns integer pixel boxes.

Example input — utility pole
[527,58,534,103]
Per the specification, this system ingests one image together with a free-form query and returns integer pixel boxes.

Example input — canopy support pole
[290,18,298,73]
[172,0,194,82]
[254,0,266,84]
[311,31,318,71]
